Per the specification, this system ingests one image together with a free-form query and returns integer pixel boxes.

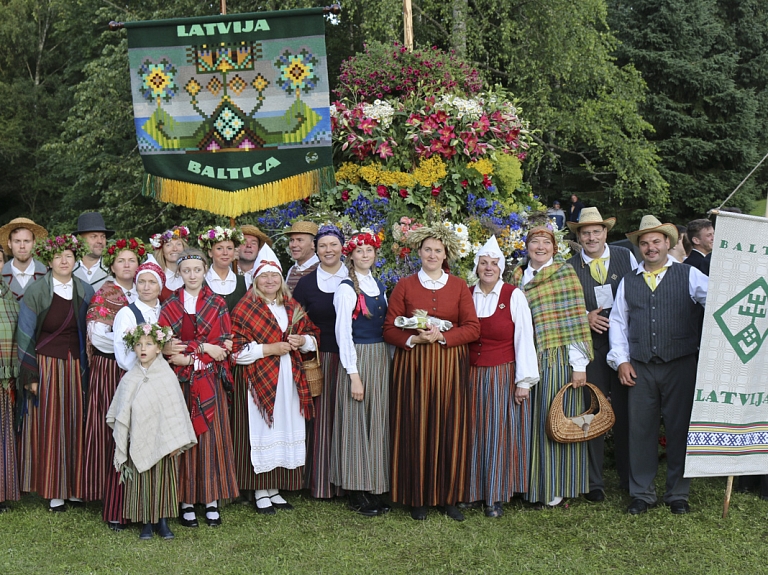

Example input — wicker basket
[302,348,324,397]
[545,382,615,443]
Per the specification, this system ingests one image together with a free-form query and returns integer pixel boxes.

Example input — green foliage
[609,0,768,222]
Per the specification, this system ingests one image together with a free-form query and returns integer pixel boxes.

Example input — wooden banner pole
[403,0,413,51]
[220,0,226,15]
[722,475,734,518]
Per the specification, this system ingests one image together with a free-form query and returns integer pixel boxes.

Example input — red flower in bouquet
[341,190,350,201]
[399,188,409,198]
[376,185,390,198]
[431,186,441,197]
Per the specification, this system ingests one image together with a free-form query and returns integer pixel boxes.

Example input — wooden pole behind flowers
[403,0,413,51]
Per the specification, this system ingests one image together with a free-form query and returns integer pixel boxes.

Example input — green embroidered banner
[125,8,334,217]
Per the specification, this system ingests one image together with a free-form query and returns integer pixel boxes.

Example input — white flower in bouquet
[453,223,469,240]
[458,239,472,258]
[362,99,395,129]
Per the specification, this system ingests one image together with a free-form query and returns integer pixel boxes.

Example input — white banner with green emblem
[685,212,768,477]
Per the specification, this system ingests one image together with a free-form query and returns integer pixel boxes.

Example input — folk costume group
[0,204,710,538]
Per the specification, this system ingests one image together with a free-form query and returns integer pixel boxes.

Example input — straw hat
[566,207,616,233]
[240,224,273,247]
[281,221,318,237]
[626,215,678,246]
[0,217,48,250]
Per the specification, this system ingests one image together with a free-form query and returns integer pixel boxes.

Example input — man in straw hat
[0,217,48,300]
[236,224,273,289]
[567,207,638,503]
[607,215,708,515]
[72,211,115,291]
[283,221,319,292]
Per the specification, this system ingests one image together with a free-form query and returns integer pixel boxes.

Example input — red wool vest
[468,283,516,367]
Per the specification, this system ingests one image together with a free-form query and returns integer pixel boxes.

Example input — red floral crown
[342,230,382,256]
[103,238,149,268]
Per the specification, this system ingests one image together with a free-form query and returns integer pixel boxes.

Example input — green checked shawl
[511,254,593,359]
[0,279,19,387]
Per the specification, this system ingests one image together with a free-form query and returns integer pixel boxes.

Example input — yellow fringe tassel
[145,169,328,217]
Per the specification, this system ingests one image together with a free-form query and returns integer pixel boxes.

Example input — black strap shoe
[155,518,175,539]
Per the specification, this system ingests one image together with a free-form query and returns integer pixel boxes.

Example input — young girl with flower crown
[330,230,391,516]
[107,323,197,540]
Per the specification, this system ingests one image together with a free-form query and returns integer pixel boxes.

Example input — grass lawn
[2,463,768,574]
[750,198,766,217]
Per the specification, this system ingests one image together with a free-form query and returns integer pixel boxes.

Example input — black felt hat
[73,212,114,237]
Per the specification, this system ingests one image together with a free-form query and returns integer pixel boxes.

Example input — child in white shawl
[106,323,197,540]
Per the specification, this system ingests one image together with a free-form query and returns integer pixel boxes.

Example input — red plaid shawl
[159,285,232,435]
[231,295,318,426]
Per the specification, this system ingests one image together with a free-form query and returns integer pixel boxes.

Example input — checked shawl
[511,254,593,359]
[231,295,318,426]
[0,279,20,387]
[159,285,232,435]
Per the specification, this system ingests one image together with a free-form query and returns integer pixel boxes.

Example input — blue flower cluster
[343,195,389,233]
[467,193,523,230]
[256,201,308,233]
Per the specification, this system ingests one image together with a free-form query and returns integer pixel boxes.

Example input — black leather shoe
[371,494,391,515]
[627,498,654,515]
[155,518,175,539]
[0,504,10,514]
[438,504,465,522]
[67,500,85,508]
[139,523,154,540]
[178,507,199,527]
[484,503,503,518]
[107,521,125,532]
[584,489,605,503]
[668,500,691,514]
[348,492,380,517]
[49,503,67,513]
[270,499,294,511]
[255,497,276,515]
[205,505,222,527]
[410,505,428,520]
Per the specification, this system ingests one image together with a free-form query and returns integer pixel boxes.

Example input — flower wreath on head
[342,228,382,256]
[122,322,174,349]
[149,225,191,250]
[34,234,87,266]
[102,238,149,268]
[197,226,245,251]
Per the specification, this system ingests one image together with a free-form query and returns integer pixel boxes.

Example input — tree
[609,0,768,222]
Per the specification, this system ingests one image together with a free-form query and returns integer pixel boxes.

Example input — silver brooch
[499,303,506,309]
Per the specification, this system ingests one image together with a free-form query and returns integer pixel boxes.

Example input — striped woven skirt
[305,351,344,499]
[178,367,239,504]
[122,455,179,523]
[18,354,85,500]
[83,355,124,501]
[390,343,470,507]
[465,362,531,505]
[329,342,390,494]
[526,346,588,503]
[0,386,19,503]
[231,365,258,490]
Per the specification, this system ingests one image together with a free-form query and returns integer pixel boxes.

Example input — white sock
[181,502,195,520]
[268,490,287,504]
[255,489,272,508]
[50,498,65,508]
[547,496,563,507]
[205,500,219,520]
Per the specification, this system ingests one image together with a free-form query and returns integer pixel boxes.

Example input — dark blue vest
[341,279,387,344]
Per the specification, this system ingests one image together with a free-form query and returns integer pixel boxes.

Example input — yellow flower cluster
[359,164,416,188]
[335,162,361,184]
[466,158,494,176]
[412,157,448,187]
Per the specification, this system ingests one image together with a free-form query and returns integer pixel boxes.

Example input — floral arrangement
[149,225,191,249]
[102,238,148,268]
[122,322,174,349]
[255,44,555,290]
[197,226,245,250]
[34,234,86,265]
[342,228,382,256]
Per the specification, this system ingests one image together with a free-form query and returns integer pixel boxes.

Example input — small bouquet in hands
[394,309,453,332]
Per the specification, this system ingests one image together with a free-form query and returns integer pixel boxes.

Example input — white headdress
[252,243,283,278]
[473,235,505,275]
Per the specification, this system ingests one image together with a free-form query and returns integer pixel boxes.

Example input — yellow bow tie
[643,268,665,291]
[588,258,607,284]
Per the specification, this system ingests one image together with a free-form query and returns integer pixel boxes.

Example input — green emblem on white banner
[713,277,768,364]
